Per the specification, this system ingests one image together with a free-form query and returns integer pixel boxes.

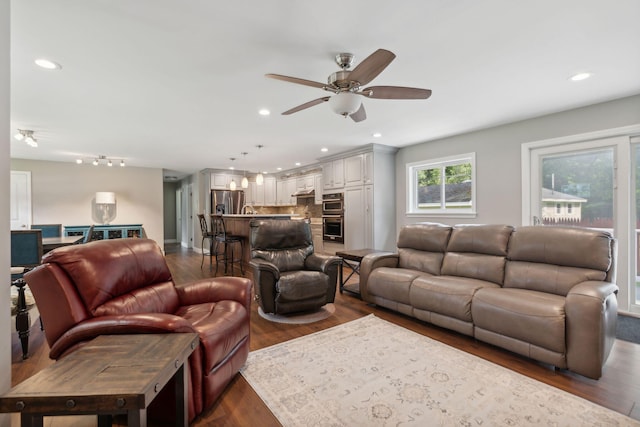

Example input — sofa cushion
[410,276,500,322]
[507,226,613,271]
[441,253,507,285]
[273,270,329,313]
[398,248,445,276]
[504,261,606,296]
[397,222,452,252]
[472,288,566,354]
[368,267,427,305]
[94,281,180,316]
[446,224,513,256]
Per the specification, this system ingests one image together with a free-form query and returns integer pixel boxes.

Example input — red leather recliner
[24,238,252,422]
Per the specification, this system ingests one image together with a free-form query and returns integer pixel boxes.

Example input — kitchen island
[211,214,300,271]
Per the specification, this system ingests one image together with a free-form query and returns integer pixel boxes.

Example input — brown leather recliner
[249,219,341,314]
[24,238,252,422]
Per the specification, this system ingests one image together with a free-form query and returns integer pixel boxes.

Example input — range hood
[292,188,315,198]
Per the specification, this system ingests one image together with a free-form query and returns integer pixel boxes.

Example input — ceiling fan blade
[348,49,396,86]
[265,73,327,89]
[360,86,432,99]
[349,103,366,122]
[282,97,331,115]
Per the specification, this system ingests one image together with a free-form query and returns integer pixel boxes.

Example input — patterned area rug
[241,315,638,426]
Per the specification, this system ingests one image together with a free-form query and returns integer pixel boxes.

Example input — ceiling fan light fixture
[329,92,361,116]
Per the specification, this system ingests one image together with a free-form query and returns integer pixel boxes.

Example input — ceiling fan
[266,48,432,122]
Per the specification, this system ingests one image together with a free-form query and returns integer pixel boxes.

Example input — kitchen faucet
[241,204,255,215]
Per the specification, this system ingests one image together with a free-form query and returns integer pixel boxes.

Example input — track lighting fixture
[76,155,126,167]
[14,129,38,147]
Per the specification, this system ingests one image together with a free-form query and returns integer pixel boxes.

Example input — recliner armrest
[176,277,252,312]
[49,313,195,359]
[305,253,341,274]
[249,258,280,279]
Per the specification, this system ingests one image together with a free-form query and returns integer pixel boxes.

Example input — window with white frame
[407,152,476,216]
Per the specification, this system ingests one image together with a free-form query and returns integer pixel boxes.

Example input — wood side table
[0,333,199,427]
[336,248,387,296]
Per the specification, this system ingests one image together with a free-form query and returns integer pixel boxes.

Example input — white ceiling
[10,1,640,180]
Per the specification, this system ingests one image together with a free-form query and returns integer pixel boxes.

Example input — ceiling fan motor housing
[328,70,358,90]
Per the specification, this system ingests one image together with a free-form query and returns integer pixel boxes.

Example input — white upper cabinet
[263,176,277,206]
[314,174,323,204]
[210,172,243,189]
[323,159,344,190]
[363,151,374,185]
[344,154,364,187]
[296,175,314,191]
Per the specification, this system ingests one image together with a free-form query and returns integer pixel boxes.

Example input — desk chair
[31,223,62,238]
[10,229,43,359]
[197,214,215,268]
[211,215,244,275]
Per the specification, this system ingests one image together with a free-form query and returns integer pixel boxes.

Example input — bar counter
[212,214,300,270]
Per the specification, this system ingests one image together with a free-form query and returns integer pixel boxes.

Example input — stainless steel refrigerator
[211,190,245,215]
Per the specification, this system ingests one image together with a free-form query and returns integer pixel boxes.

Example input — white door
[10,171,32,230]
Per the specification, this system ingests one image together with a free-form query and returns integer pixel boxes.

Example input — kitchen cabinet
[314,174,323,204]
[276,177,296,206]
[344,154,364,187]
[263,176,277,206]
[210,172,242,190]
[247,181,265,206]
[296,175,314,191]
[323,158,344,190]
[337,144,398,251]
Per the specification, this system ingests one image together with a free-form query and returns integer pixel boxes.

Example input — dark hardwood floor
[11,244,640,426]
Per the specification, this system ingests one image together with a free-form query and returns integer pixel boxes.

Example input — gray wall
[1,1,10,425]
[10,159,165,245]
[396,94,640,229]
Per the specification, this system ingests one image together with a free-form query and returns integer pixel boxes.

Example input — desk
[0,333,199,427]
[42,236,83,252]
[336,249,387,296]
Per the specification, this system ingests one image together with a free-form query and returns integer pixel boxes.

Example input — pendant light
[229,157,237,190]
[241,152,249,189]
[255,145,265,185]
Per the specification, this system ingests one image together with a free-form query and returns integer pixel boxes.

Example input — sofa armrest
[359,252,399,302]
[49,313,195,359]
[565,280,619,379]
[176,277,252,312]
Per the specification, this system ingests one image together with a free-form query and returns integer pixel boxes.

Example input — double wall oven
[322,192,344,243]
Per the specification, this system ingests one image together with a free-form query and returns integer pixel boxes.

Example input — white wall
[10,159,165,244]
[1,0,10,425]
[396,95,640,229]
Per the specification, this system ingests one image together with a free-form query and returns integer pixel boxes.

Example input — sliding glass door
[524,131,637,314]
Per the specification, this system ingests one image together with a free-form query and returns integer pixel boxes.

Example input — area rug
[258,304,336,324]
[241,314,638,426]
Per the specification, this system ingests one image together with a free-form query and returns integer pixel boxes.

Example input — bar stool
[211,215,244,275]
[197,214,215,268]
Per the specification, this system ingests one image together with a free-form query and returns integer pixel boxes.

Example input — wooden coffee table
[0,333,199,427]
[336,248,387,296]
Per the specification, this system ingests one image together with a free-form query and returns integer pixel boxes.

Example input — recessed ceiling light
[569,72,591,82]
[373,132,382,138]
[258,109,270,116]
[35,58,62,70]
[277,167,282,171]
[295,162,301,166]
[229,166,235,170]
[321,147,328,152]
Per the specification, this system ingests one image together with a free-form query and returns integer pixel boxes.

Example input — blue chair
[31,223,62,238]
[11,229,43,359]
